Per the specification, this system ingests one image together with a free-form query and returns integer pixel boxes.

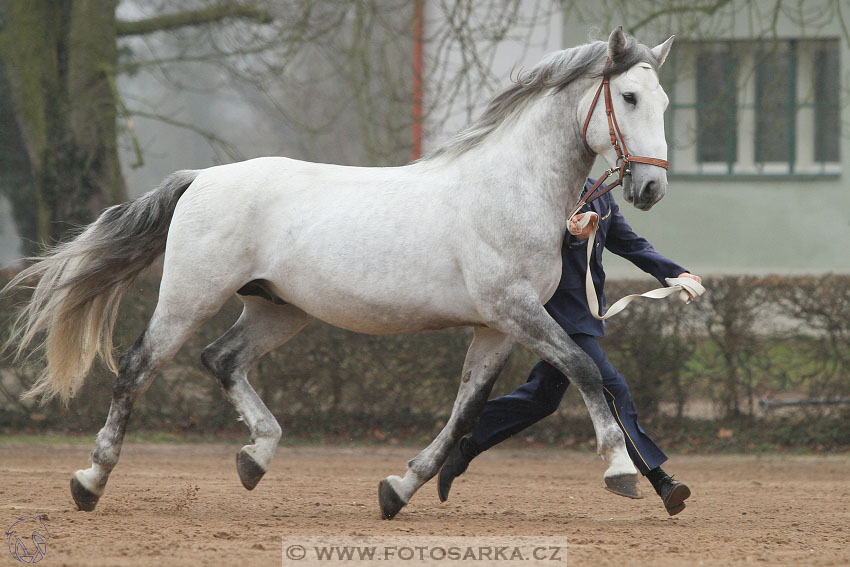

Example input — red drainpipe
[411,0,424,161]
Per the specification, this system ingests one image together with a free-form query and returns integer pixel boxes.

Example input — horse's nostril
[640,180,657,204]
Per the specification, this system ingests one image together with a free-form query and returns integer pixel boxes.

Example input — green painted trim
[669,173,841,182]
[725,52,736,174]
[666,53,676,171]
[788,40,797,174]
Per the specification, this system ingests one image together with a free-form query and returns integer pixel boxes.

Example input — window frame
[664,38,841,179]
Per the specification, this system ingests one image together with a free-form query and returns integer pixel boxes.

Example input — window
[664,39,841,176]
[696,45,736,164]
[814,41,840,163]
[754,44,793,164]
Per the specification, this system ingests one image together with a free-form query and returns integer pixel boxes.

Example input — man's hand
[677,272,702,301]
[568,212,598,240]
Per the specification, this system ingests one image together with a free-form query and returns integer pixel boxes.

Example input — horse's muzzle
[624,176,666,211]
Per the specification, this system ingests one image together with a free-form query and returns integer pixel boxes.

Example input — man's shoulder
[595,188,618,215]
[601,188,617,204]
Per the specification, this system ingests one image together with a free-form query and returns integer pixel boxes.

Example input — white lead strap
[569,211,706,320]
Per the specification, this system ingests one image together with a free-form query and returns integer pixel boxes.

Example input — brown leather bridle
[572,58,670,213]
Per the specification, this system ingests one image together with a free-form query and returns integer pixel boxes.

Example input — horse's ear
[651,35,675,67]
[607,26,627,60]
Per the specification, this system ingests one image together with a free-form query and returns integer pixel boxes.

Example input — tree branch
[630,0,734,33]
[116,3,273,37]
[127,109,245,162]
[105,72,144,169]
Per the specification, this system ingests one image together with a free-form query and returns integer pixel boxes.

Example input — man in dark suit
[439,178,701,516]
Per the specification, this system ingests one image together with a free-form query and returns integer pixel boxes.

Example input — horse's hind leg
[70,285,232,511]
[201,297,312,490]
[379,327,514,519]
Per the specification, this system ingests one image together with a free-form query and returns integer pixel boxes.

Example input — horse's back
[164,156,481,333]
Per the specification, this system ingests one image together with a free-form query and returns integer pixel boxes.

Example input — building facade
[424,1,848,278]
[561,1,849,277]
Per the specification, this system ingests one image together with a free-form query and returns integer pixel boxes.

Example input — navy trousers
[468,333,666,475]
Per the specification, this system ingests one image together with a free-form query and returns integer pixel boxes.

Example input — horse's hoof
[378,480,406,520]
[236,449,266,491]
[604,473,644,499]
[70,475,101,511]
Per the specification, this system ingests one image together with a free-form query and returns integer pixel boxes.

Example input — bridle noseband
[570,58,670,216]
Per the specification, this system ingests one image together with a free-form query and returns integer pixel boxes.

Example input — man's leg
[573,334,690,515]
[437,358,570,500]
[469,359,569,451]
[570,335,667,474]
[440,333,691,515]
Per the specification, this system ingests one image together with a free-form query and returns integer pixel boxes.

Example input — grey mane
[425,35,658,160]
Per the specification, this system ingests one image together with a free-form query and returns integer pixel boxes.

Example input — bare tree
[0,0,561,250]
[0,1,278,247]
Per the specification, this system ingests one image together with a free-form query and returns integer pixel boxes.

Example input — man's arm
[603,199,688,286]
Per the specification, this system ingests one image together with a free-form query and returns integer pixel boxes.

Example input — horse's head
[581,27,674,210]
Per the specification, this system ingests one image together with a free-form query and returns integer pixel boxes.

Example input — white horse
[3,27,674,519]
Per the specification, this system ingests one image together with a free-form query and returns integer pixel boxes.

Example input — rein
[568,58,704,319]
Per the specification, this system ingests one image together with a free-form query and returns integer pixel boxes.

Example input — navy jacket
[547,179,686,337]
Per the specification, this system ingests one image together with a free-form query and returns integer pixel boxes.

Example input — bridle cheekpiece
[571,58,670,216]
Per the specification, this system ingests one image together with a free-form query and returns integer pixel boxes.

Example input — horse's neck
[453,84,595,219]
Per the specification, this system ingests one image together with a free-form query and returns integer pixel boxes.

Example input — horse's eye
[623,93,637,105]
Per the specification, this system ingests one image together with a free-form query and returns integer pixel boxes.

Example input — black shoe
[658,476,691,516]
[437,436,479,502]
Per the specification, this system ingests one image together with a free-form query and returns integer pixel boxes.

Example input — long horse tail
[1,170,200,404]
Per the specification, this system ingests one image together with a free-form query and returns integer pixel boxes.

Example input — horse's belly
[282,287,479,334]
[267,264,480,334]
[300,303,476,334]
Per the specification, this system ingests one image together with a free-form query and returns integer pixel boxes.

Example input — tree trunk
[0,0,125,248]
[67,0,125,211]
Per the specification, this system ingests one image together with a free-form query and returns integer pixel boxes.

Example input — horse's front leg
[487,292,639,496]
[379,327,514,519]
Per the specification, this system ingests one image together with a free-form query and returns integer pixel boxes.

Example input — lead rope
[569,212,705,320]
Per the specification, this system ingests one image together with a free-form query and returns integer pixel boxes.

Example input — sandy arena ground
[1,442,848,566]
